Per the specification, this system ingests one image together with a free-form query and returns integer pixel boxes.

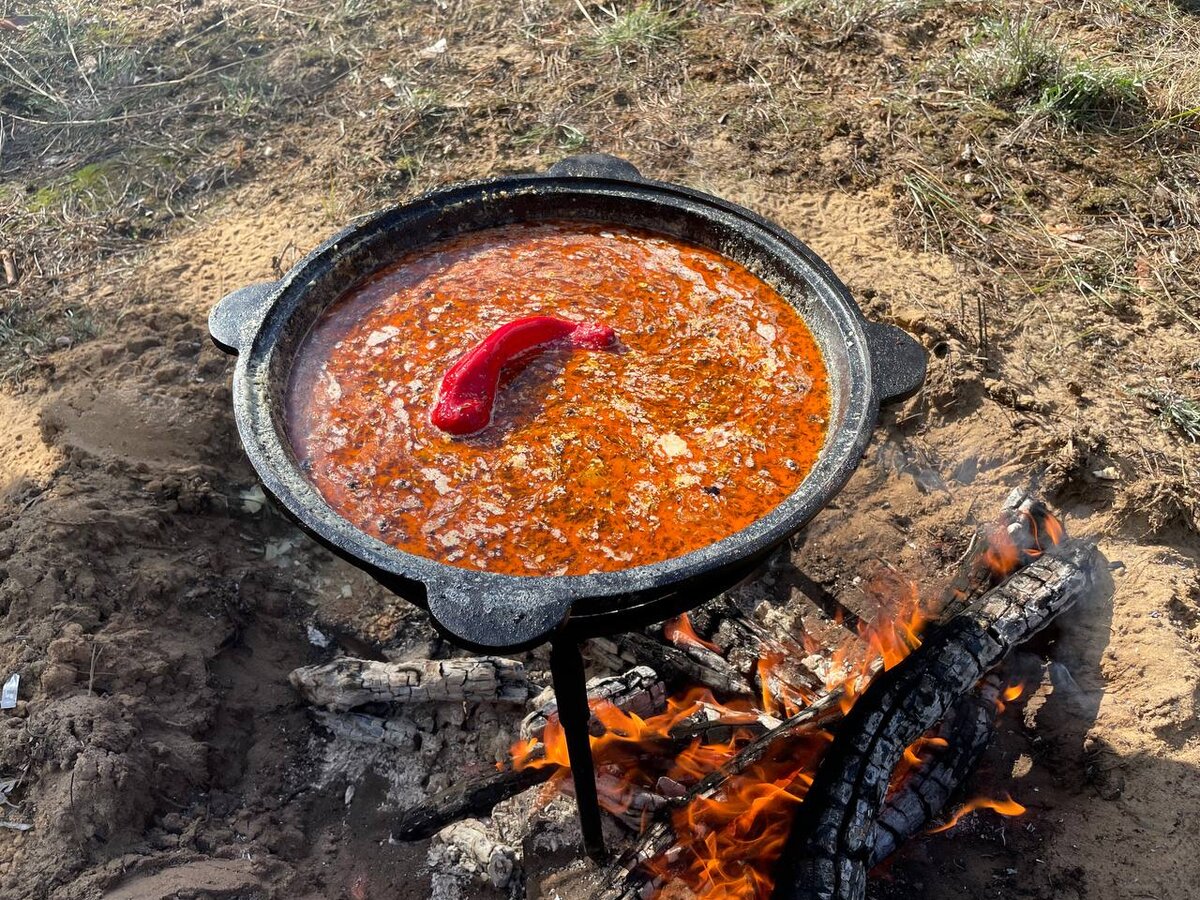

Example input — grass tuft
[774,0,928,42]
[957,16,1145,128]
[590,3,685,55]
[0,299,98,383]
[1143,388,1200,442]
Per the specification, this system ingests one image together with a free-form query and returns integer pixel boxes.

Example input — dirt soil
[1,2,1197,899]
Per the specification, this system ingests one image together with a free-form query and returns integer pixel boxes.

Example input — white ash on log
[289,656,530,711]
[774,539,1097,900]
[594,631,753,696]
[428,819,521,897]
[394,667,666,841]
[521,665,665,739]
[311,709,420,749]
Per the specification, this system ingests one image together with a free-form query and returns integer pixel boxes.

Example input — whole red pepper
[431,315,617,436]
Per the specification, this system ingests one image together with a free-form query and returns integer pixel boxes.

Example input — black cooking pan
[209,154,925,653]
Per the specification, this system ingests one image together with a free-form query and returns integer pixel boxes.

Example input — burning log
[393,667,666,841]
[934,489,1059,621]
[774,539,1097,900]
[520,665,665,740]
[593,631,754,697]
[596,502,1088,900]
[596,689,849,900]
[867,675,1002,867]
[558,771,670,832]
[666,700,781,744]
[289,656,530,710]
[688,599,825,697]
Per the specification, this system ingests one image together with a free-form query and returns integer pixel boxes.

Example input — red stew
[286,223,830,576]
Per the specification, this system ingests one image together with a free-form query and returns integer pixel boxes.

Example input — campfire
[213,155,1098,900]
[292,490,1096,899]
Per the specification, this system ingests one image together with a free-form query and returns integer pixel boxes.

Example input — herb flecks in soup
[286,223,830,576]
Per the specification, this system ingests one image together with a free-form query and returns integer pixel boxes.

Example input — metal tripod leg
[549,637,606,862]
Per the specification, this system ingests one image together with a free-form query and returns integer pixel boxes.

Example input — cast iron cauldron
[210,154,924,652]
[209,154,925,858]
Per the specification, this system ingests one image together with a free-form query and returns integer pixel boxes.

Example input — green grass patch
[28,160,128,214]
[957,16,1146,128]
[514,123,588,153]
[589,3,686,55]
[1143,388,1200,442]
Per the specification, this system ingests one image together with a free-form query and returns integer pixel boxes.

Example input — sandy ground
[1,2,1197,898]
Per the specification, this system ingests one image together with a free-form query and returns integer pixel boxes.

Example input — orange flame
[756,652,812,718]
[506,506,1064,899]
[983,509,1065,579]
[993,680,1025,714]
[928,795,1026,834]
[664,613,722,654]
[885,733,951,796]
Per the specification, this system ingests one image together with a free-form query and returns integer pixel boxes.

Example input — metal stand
[549,637,607,861]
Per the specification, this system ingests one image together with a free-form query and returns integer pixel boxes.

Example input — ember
[928,795,1027,834]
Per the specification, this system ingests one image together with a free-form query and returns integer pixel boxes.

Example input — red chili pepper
[431,315,617,436]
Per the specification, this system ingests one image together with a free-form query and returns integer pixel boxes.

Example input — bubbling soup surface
[286,222,830,576]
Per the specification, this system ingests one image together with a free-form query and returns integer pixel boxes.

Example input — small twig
[87,643,103,696]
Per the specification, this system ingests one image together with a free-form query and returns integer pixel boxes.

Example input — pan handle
[209,281,279,355]
[425,576,574,653]
[548,153,644,181]
[865,321,926,405]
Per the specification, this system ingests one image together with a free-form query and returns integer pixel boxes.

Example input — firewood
[393,667,667,841]
[689,598,825,694]
[599,539,1094,900]
[666,701,781,744]
[774,539,1097,900]
[557,771,669,832]
[521,665,665,740]
[603,631,753,696]
[596,690,850,900]
[289,656,530,711]
[429,818,520,891]
[867,675,1001,867]
[934,488,1047,621]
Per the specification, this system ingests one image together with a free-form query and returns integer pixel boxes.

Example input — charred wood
[867,676,1001,867]
[666,702,781,744]
[934,489,1049,621]
[521,665,664,740]
[773,540,1097,900]
[394,668,666,841]
[688,598,825,696]
[588,633,753,696]
[597,689,849,900]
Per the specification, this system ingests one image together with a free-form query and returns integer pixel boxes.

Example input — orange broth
[285,223,830,576]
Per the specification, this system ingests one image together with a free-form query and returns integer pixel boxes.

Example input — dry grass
[0,0,371,378]
[1,0,1198,524]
